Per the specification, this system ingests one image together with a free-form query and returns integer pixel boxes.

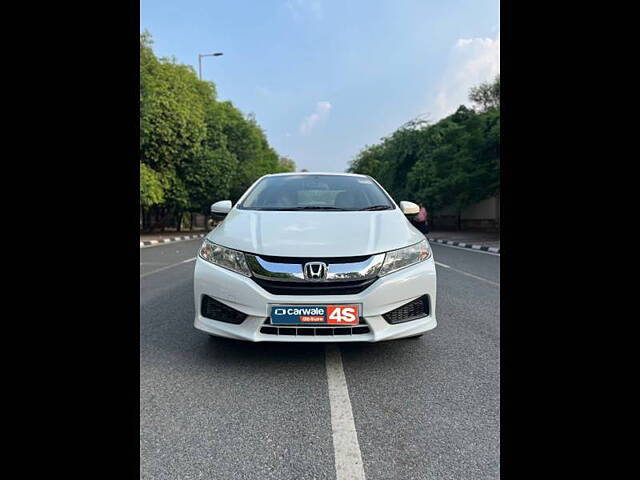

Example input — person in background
[411,203,429,234]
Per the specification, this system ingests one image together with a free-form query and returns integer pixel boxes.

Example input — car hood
[207,209,425,257]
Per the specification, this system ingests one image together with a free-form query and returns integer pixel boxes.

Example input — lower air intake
[382,295,430,324]
[201,295,247,325]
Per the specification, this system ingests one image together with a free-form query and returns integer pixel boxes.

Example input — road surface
[140,238,499,479]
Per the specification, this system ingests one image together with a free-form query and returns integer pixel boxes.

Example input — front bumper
[193,256,437,342]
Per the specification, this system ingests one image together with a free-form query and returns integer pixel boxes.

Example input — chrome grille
[245,253,385,283]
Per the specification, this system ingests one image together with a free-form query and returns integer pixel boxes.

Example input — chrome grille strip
[245,254,385,282]
[246,255,305,281]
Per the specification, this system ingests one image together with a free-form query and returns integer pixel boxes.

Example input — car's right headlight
[198,239,251,277]
[379,239,431,276]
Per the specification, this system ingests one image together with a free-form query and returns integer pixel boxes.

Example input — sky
[140,0,499,172]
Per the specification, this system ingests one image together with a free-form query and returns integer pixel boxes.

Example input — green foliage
[184,147,236,214]
[158,167,190,211]
[140,32,296,230]
[140,162,164,207]
[469,75,500,112]
[348,94,499,215]
[140,58,207,171]
[277,156,296,173]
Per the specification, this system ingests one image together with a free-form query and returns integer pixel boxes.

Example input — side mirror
[399,201,419,216]
[211,200,232,219]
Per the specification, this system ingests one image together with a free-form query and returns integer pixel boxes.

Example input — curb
[140,233,206,248]
[429,238,500,254]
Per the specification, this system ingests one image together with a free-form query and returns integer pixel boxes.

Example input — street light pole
[198,52,224,80]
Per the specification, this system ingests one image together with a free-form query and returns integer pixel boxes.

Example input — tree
[348,144,384,180]
[212,101,283,200]
[140,60,206,171]
[277,156,296,173]
[139,32,296,231]
[407,106,499,217]
[184,147,236,214]
[140,162,164,208]
[469,75,500,112]
[348,79,500,229]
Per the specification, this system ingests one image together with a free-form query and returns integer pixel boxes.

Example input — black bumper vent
[260,317,370,336]
[201,295,247,325]
[382,295,430,324]
[252,277,377,296]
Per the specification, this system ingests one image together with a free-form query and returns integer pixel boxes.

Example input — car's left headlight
[198,239,251,277]
[379,239,431,276]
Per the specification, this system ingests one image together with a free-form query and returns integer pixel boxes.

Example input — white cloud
[429,33,500,120]
[299,101,332,135]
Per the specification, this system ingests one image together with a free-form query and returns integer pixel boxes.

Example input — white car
[194,172,436,342]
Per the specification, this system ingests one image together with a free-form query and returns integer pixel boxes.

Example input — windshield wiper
[276,206,348,211]
[359,205,392,211]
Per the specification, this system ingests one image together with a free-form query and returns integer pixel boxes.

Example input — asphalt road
[140,238,500,479]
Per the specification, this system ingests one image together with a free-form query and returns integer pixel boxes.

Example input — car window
[238,175,395,211]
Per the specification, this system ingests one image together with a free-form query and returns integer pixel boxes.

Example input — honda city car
[193,172,437,342]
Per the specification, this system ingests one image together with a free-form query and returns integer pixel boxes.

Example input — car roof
[264,172,368,178]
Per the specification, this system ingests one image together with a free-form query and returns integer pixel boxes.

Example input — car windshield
[238,175,395,211]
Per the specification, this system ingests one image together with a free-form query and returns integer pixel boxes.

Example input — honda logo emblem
[304,262,328,281]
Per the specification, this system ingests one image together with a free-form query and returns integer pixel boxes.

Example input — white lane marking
[139,257,196,278]
[436,262,500,287]
[431,242,500,256]
[140,236,205,249]
[325,344,366,480]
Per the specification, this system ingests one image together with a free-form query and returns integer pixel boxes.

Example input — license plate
[270,305,360,325]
